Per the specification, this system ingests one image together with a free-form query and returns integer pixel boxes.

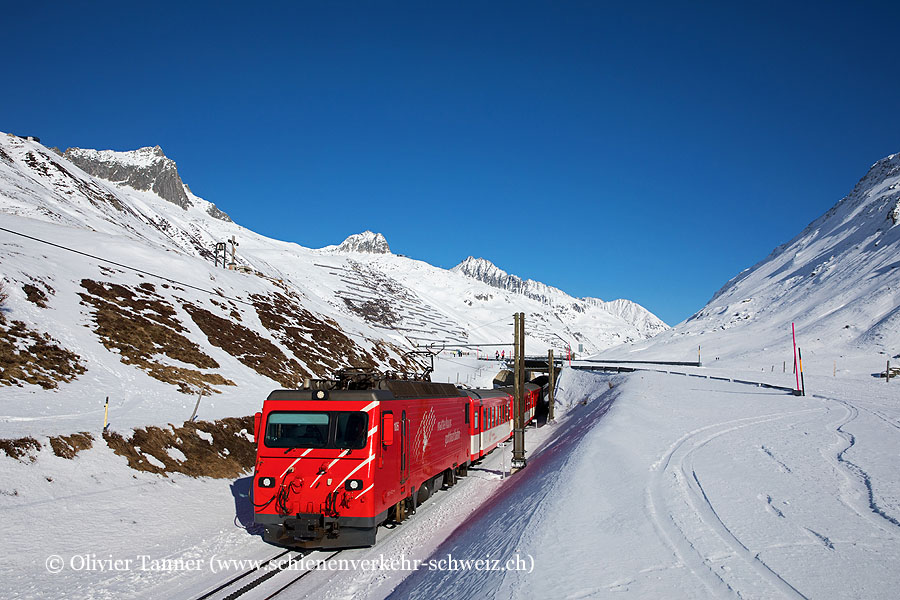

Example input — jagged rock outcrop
[206,203,232,222]
[452,256,558,303]
[334,231,391,254]
[64,145,194,211]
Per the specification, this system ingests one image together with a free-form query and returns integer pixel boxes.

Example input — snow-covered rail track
[193,550,342,600]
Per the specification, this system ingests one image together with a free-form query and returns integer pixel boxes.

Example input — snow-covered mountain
[0,132,664,435]
[327,230,391,254]
[453,256,668,338]
[608,150,900,370]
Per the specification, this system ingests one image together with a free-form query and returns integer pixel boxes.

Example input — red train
[252,371,540,548]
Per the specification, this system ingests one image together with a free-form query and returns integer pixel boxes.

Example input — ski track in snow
[647,409,822,599]
[815,394,900,532]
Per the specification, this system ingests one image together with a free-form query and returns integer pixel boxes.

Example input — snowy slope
[602,151,900,373]
[0,132,664,436]
[386,368,900,600]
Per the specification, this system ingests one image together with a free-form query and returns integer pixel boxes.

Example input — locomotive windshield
[264,411,368,450]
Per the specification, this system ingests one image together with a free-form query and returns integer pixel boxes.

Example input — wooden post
[548,349,556,423]
[512,312,526,470]
[229,235,239,266]
[189,387,208,421]
[888,360,891,383]
[103,397,109,432]
[792,323,801,396]
[798,347,806,396]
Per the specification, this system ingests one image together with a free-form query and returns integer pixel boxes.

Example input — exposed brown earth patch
[22,283,50,308]
[49,432,94,459]
[0,437,42,462]
[103,416,255,478]
[183,303,306,387]
[253,291,410,376]
[342,296,399,328]
[0,312,86,389]
[78,279,234,394]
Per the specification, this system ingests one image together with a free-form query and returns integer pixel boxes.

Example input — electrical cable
[0,225,257,307]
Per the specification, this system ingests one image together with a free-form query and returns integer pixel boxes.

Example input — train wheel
[394,498,407,523]
[416,482,430,505]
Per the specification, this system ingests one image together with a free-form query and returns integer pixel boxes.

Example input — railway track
[193,549,342,600]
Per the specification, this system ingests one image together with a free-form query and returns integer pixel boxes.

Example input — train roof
[495,382,541,395]
[462,388,512,400]
[266,380,465,403]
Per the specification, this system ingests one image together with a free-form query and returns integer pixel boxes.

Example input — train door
[400,410,408,484]
[472,401,480,458]
[479,406,485,456]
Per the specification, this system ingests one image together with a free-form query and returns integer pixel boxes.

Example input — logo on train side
[414,407,436,460]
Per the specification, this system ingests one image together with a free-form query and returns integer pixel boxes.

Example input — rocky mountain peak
[452,257,522,292]
[335,231,391,254]
[64,145,193,211]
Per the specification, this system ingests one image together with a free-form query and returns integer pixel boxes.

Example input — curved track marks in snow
[646,409,822,599]
[815,395,900,532]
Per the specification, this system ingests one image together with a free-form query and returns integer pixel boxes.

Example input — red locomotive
[252,370,541,549]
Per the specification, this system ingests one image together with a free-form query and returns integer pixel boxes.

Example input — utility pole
[548,349,556,423]
[512,312,526,471]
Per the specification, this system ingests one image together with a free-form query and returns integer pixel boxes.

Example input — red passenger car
[463,389,514,461]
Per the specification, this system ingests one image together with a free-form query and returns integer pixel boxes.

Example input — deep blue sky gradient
[4,1,900,325]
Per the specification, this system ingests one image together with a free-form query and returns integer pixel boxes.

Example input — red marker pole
[792,323,800,395]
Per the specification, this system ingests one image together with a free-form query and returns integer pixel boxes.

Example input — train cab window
[265,412,328,448]
[264,411,368,450]
[335,412,368,449]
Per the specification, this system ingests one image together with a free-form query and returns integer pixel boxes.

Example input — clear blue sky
[4,1,900,325]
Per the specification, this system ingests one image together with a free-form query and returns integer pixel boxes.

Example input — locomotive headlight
[314,390,328,400]
[258,476,276,488]
[345,479,363,491]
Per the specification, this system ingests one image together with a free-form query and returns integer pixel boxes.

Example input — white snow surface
[4,367,899,599]
[2,134,900,599]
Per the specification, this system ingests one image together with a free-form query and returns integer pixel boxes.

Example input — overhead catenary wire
[1,224,429,358]
[0,225,258,307]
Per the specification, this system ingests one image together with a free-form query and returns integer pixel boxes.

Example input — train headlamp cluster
[258,476,276,488]
[314,390,328,400]
[345,479,363,491]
